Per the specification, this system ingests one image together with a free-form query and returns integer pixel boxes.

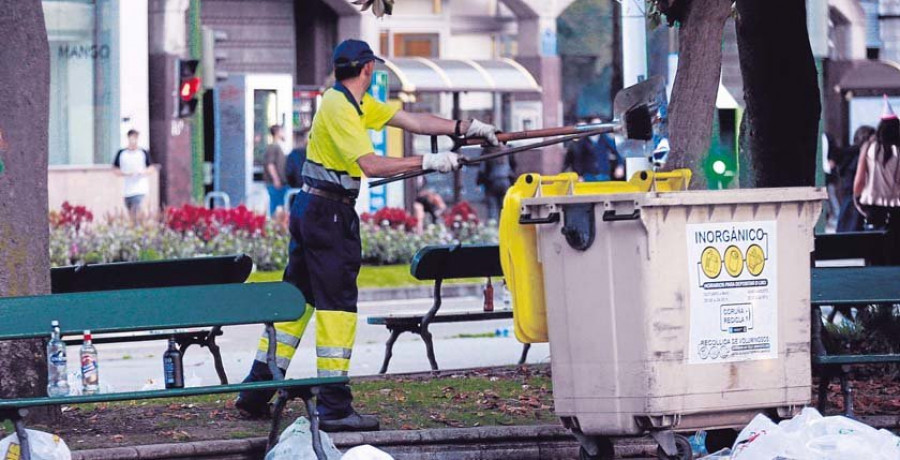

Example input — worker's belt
[301,184,356,206]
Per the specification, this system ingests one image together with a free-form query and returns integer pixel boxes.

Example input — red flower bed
[50,202,94,232]
[165,204,266,241]
[212,205,267,234]
[444,201,479,227]
[361,207,417,232]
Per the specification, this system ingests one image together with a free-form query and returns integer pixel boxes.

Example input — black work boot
[319,410,380,432]
[234,361,284,419]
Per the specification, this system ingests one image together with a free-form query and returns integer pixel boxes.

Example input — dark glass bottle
[163,337,184,389]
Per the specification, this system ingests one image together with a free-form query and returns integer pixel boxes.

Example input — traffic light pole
[148,0,194,207]
[149,54,194,207]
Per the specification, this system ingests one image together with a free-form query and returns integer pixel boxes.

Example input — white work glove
[422,152,461,173]
[466,119,500,146]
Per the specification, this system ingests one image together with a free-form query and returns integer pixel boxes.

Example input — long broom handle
[455,122,617,148]
[368,128,610,188]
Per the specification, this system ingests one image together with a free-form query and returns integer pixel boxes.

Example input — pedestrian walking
[263,125,288,216]
[284,129,309,209]
[562,117,624,181]
[112,129,153,221]
[235,38,499,432]
[477,155,516,221]
[286,129,308,189]
[854,96,900,260]
[413,187,447,233]
[836,125,875,232]
[823,133,840,229]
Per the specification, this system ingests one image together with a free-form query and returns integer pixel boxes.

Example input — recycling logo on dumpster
[686,221,777,364]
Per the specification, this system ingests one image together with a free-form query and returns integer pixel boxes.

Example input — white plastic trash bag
[265,417,342,460]
[727,407,900,460]
[342,445,394,460]
[0,430,71,460]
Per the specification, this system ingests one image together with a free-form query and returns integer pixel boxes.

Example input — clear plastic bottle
[46,320,69,397]
[80,330,99,395]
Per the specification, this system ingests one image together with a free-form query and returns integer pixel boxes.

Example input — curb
[358,283,482,302]
[69,415,900,460]
[70,425,596,460]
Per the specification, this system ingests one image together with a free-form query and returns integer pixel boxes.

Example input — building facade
[44,0,156,217]
[198,0,571,215]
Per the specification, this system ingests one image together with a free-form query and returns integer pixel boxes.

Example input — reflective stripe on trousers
[254,306,357,378]
[255,304,314,369]
[315,310,356,377]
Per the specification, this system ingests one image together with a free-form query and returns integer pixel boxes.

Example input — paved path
[68,296,550,392]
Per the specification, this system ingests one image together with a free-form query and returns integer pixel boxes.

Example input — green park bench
[0,282,343,460]
[811,265,900,417]
[367,244,530,374]
[50,254,253,384]
[814,230,891,265]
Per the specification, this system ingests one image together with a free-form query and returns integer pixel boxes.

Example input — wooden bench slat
[410,244,503,280]
[0,376,347,408]
[812,266,900,305]
[51,254,253,294]
[0,282,305,339]
[814,354,900,365]
[814,231,888,263]
[368,310,512,325]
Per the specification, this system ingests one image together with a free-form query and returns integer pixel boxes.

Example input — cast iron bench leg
[265,323,284,380]
[812,305,829,411]
[206,326,229,384]
[421,325,438,372]
[176,330,229,385]
[305,388,327,460]
[268,389,288,452]
[267,388,327,460]
[518,343,531,365]
[419,279,443,372]
[379,327,404,374]
[12,410,29,460]
[840,368,854,417]
[817,372,831,411]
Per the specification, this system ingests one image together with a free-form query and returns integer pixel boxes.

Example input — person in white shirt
[112,129,153,221]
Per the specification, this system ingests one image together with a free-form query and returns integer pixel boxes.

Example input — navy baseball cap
[333,39,384,69]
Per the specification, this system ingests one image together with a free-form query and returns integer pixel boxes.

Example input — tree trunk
[736,0,820,187]
[667,0,734,190]
[0,0,53,420]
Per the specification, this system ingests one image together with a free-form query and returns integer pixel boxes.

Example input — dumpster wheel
[655,433,692,460]
[578,437,614,460]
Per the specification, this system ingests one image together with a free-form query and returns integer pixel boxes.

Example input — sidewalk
[357,283,482,302]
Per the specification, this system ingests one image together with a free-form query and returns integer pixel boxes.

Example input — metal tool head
[614,75,668,140]
[614,76,669,159]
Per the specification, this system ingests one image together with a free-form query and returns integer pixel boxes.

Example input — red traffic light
[180,77,201,101]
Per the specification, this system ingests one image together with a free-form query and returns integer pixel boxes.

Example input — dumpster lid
[520,187,826,207]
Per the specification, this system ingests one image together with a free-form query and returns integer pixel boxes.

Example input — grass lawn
[37,366,554,450]
[248,265,484,289]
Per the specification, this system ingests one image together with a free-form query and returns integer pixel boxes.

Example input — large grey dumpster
[518,187,824,459]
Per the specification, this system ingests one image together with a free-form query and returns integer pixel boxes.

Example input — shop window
[380,31,390,57]
[253,90,279,178]
[44,0,119,166]
[393,33,439,58]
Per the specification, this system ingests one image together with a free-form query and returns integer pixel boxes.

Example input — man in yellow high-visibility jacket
[236,39,499,432]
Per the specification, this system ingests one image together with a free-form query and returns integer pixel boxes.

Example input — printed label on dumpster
[686,221,777,364]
